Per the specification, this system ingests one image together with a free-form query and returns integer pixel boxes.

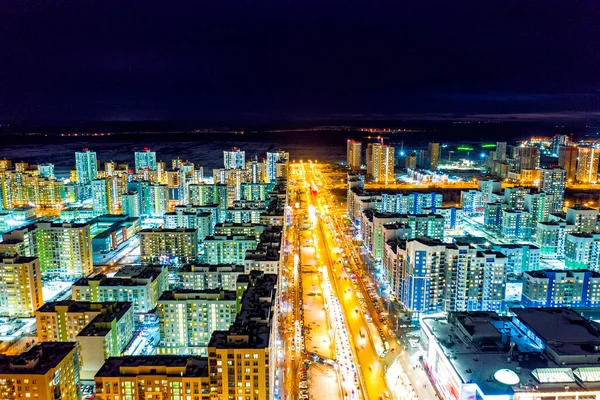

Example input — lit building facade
[36,221,93,278]
[539,167,567,212]
[203,234,257,265]
[366,142,395,184]
[0,256,42,317]
[576,146,600,183]
[140,228,199,264]
[72,265,168,314]
[0,342,80,400]
[522,269,600,308]
[346,140,362,171]
[134,148,157,171]
[157,290,237,355]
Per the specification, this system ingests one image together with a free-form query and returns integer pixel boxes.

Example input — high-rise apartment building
[37,163,55,179]
[564,233,600,270]
[75,148,98,185]
[266,151,288,183]
[576,146,600,183]
[157,289,237,355]
[566,205,599,233]
[134,148,157,171]
[36,221,93,278]
[0,256,42,317]
[94,272,277,400]
[536,221,575,258]
[551,134,570,155]
[346,139,362,171]
[178,264,245,291]
[558,146,578,181]
[513,146,540,172]
[72,265,168,314]
[203,234,258,265]
[366,143,395,184]
[0,342,80,400]
[539,167,567,211]
[428,142,440,170]
[120,190,140,217]
[387,238,507,317]
[495,142,507,161]
[139,228,199,264]
[224,147,245,170]
[36,301,135,380]
[522,269,600,308]
[91,178,117,215]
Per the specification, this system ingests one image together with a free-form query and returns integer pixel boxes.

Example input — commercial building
[346,139,362,171]
[522,269,600,308]
[36,221,93,278]
[90,215,140,254]
[0,342,80,400]
[421,308,600,400]
[140,228,199,264]
[72,265,168,314]
[157,289,237,355]
[178,264,245,291]
[0,257,42,317]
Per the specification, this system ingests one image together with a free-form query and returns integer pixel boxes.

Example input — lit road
[300,161,401,400]
[301,161,443,400]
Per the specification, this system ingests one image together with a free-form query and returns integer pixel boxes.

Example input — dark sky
[2,1,600,122]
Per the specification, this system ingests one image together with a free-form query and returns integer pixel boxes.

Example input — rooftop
[159,289,236,301]
[96,356,209,378]
[0,342,77,374]
[179,264,245,273]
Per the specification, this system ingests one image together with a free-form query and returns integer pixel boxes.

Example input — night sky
[2,1,600,122]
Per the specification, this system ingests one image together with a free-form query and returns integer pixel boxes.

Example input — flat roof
[512,308,600,345]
